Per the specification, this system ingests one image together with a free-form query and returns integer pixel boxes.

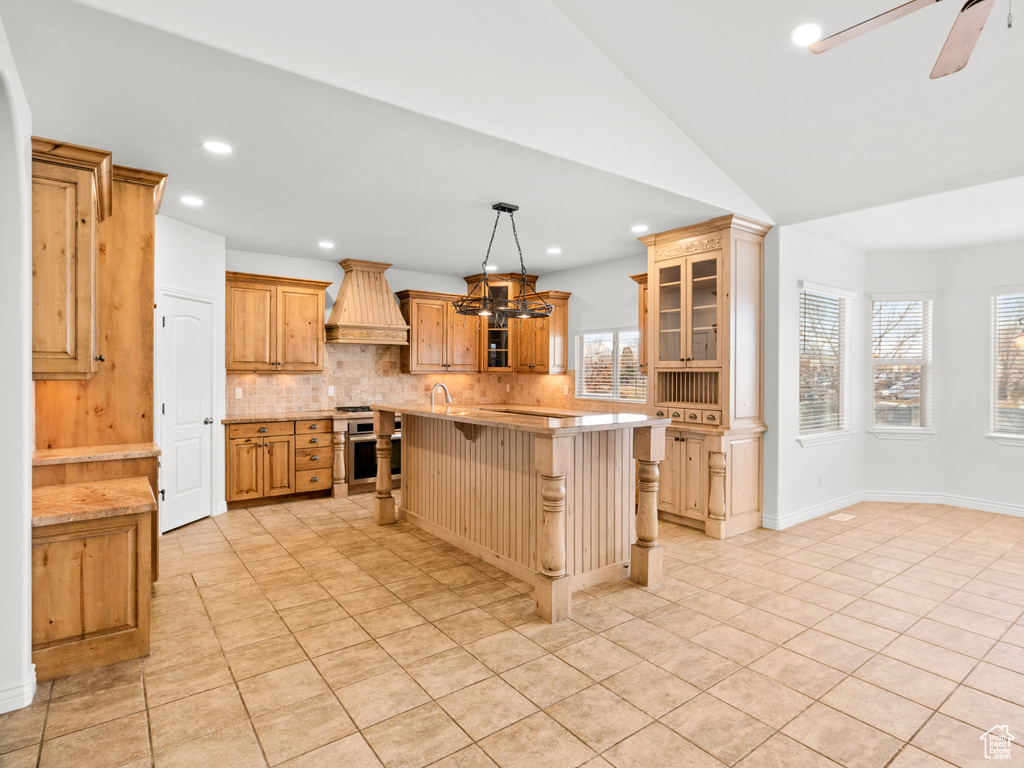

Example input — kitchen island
[371,404,669,622]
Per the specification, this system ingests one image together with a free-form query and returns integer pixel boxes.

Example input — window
[872,299,932,428]
[993,293,1024,435]
[575,330,646,402]
[799,284,850,435]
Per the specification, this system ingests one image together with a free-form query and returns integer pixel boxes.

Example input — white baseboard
[0,669,36,715]
[864,491,1024,518]
[215,501,228,516]
[763,492,864,531]
[766,490,1024,531]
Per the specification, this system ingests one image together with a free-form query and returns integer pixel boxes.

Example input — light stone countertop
[32,477,157,527]
[221,410,342,425]
[372,403,669,436]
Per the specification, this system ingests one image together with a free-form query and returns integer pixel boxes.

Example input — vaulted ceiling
[2,0,1021,271]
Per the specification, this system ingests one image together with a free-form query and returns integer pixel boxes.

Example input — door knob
[204,417,214,425]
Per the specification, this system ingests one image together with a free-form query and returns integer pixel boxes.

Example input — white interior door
[159,293,214,532]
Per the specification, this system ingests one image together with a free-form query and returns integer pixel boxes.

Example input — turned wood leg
[373,410,396,525]
[708,451,727,522]
[631,425,665,587]
[332,422,348,498]
[534,435,573,623]
[540,475,567,578]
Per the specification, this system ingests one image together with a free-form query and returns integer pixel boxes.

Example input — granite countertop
[33,477,157,527]
[32,442,162,467]
[372,403,669,436]
[222,410,342,425]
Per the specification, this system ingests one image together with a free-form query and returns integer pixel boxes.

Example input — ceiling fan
[811,0,1004,78]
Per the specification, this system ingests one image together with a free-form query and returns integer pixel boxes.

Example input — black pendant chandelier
[452,203,553,324]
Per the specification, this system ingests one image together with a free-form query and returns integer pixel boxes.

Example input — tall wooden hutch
[640,215,770,539]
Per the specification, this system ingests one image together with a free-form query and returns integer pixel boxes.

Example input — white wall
[225,250,466,315]
[865,240,1024,514]
[0,16,35,714]
[764,227,869,528]
[538,253,647,369]
[155,216,228,515]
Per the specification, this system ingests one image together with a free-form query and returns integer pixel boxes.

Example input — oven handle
[349,432,401,443]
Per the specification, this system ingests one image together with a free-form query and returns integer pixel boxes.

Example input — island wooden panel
[401,416,633,583]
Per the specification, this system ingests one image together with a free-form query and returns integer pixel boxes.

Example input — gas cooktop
[335,406,372,413]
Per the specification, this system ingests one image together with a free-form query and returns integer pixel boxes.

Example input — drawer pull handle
[310,477,319,483]
[688,414,697,420]
[310,438,319,444]
[656,410,665,417]
[310,424,319,430]
[311,455,319,461]
[672,411,680,418]
[707,414,717,421]
[258,427,268,433]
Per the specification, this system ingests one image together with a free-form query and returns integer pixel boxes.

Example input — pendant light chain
[481,210,502,273]
[508,211,528,282]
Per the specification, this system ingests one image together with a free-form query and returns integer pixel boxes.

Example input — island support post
[631,425,665,587]
[534,434,573,623]
[373,410,396,525]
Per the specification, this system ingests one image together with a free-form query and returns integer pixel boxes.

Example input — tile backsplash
[226,344,647,416]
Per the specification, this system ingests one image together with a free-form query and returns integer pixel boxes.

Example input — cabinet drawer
[702,410,723,425]
[296,419,331,435]
[295,448,332,470]
[296,468,330,492]
[228,421,294,439]
[682,409,702,425]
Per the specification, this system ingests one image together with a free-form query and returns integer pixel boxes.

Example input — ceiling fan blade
[811,0,941,53]
[930,0,996,77]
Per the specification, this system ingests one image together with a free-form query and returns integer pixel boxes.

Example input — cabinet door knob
[94,354,105,362]
[258,427,268,433]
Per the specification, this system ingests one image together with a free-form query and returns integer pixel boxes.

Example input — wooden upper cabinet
[514,291,570,374]
[31,138,112,380]
[397,291,479,373]
[630,273,648,375]
[226,273,331,373]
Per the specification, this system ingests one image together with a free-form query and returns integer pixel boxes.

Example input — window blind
[993,294,1024,435]
[575,330,646,402]
[799,289,846,434]
[872,299,931,428]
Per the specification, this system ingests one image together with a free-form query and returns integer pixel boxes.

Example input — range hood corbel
[325,259,409,345]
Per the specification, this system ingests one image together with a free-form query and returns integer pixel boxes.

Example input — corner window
[993,293,1024,435]
[872,299,932,428]
[799,284,851,436]
[574,330,646,402]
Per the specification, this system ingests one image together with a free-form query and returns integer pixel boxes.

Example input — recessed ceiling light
[202,141,233,154]
[180,195,204,207]
[792,23,822,46]
[547,247,562,255]
[632,224,649,233]
[485,265,499,272]
[318,241,335,249]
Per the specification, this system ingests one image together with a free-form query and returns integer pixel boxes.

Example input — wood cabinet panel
[683,435,708,520]
[31,141,110,381]
[295,447,331,470]
[264,435,295,497]
[295,468,329,492]
[411,297,446,369]
[295,419,330,435]
[398,292,480,373]
[447,311,479,371]
[228,421,294,439]
[278,286,324,370]
[227,282,276,371]
[657,430,684,516]
[227,437,263,502]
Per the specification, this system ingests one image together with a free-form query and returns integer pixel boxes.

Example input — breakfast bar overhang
[370,404,670,622]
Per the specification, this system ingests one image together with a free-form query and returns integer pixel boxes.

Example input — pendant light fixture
[452,203,553,324]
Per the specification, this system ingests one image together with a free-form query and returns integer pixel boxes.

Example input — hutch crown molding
[640,214,770,539]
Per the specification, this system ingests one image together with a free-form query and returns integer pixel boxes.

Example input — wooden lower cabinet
[226,420,334,504]
[32,509,151,682]
[658,429,707,523]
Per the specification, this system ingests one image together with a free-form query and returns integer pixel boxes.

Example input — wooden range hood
[325,259,409,345]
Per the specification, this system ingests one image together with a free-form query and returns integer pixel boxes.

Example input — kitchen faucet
[430,382,452,408]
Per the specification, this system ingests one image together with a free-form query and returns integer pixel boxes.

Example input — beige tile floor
[3,495,1024,768]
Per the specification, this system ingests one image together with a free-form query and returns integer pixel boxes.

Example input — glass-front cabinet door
[481,284,514,372]
[686,253,720,367]
[655,262,684,368]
